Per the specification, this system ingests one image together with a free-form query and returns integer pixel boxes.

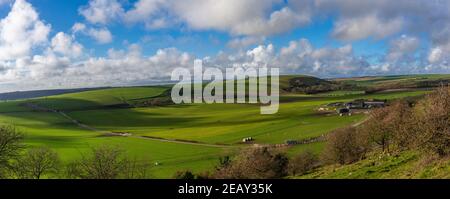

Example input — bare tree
[66,145,149,179]
[388,100,417,150]
[321,127,370,165]
[415,86,450,156]
[11,147,60,179]
[364,107,393,153]
[0,125,24,178]
[288,150,319,176]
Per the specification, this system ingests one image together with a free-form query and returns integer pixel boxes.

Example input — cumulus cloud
[386,35,420,62]
[86,27,112,44]
[71,23,112,44]
[50,32,83,57]
[428,47,443,64]
[123,0,165,24]
[332,14,404,41]
[2,0,450,92]
[78,0,311,36]
[204,38,371,77]
[315,0,440,41]
[0,0,51,61]
[168,0,311,36]
[227,36,265,49]
[78,0,124,25]
[276,40,370,76]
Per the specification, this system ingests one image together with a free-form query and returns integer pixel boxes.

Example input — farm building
[363,101,386,108]
[345,99,386,109]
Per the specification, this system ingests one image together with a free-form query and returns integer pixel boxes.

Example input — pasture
[0,75,437,178]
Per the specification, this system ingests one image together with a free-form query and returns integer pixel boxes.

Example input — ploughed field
[0,75,445,178]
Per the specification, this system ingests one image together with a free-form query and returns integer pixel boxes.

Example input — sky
[0,0,449,92]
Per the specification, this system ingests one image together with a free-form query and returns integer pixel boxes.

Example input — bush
[415,86,450,156]
[173,170,196,179]
[363,100,415,153]
[288,151,319,176]
[321,127,370,165]
[0,125,23,178]
[388,101,417,150]
[11,147,60,179]
[214,147,289,179]
[66,145,149,179]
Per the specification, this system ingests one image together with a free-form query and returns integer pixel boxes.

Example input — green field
[295,150,450,179]
[0,75,439,178]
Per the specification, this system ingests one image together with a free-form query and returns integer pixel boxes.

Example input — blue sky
[3,0,344,58]
[0,0,448,92]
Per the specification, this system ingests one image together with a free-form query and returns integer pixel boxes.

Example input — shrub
[173,170,196,179]
[415,86,450,156]
[11,147,60,179]
[288,150,319,176]
[363,100,416,153]
[321,127,370,165]
[214,147,289,179]
[66,145,149,179]
[0,125,23,178]
[388,100,417,150]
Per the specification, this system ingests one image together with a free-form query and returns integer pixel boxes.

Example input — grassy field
[0,75,439,178]
[295,150,450,179]
[30,86,169,111]
[334,74,450,88]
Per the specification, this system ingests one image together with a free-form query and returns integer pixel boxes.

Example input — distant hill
[334,74,450,94]
[0,88,109,101]
[280,75,349,94]
[3,74,448,101]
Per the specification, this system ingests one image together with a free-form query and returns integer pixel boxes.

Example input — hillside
[334,74,450,93]
[296,151,450,179]
[29,86,170,111]
[280,75,342,94]
[0,74,442,178]
[0,88,110,101]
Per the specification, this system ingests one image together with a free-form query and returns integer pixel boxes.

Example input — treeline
[176,86,450,179]
[0,128,150,179]
[285,76,362,94]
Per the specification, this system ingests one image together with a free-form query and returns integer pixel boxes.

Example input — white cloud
[428,47,443,64]
[71,22,86,33]
[227,36,265,49]
[169,0,311,36]
[78,0,311,36]
[124,0,164,24]
[50,32,83,57]
[79,0,124,25]
[3,0,450,92]
[332,14,404,41]
[71,23,112,44]
[205,39,370,77]
[86,27,112,44]
[0,0,51,61]
[386,35,420,62]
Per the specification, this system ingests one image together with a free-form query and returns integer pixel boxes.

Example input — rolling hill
[0,74,442,178]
